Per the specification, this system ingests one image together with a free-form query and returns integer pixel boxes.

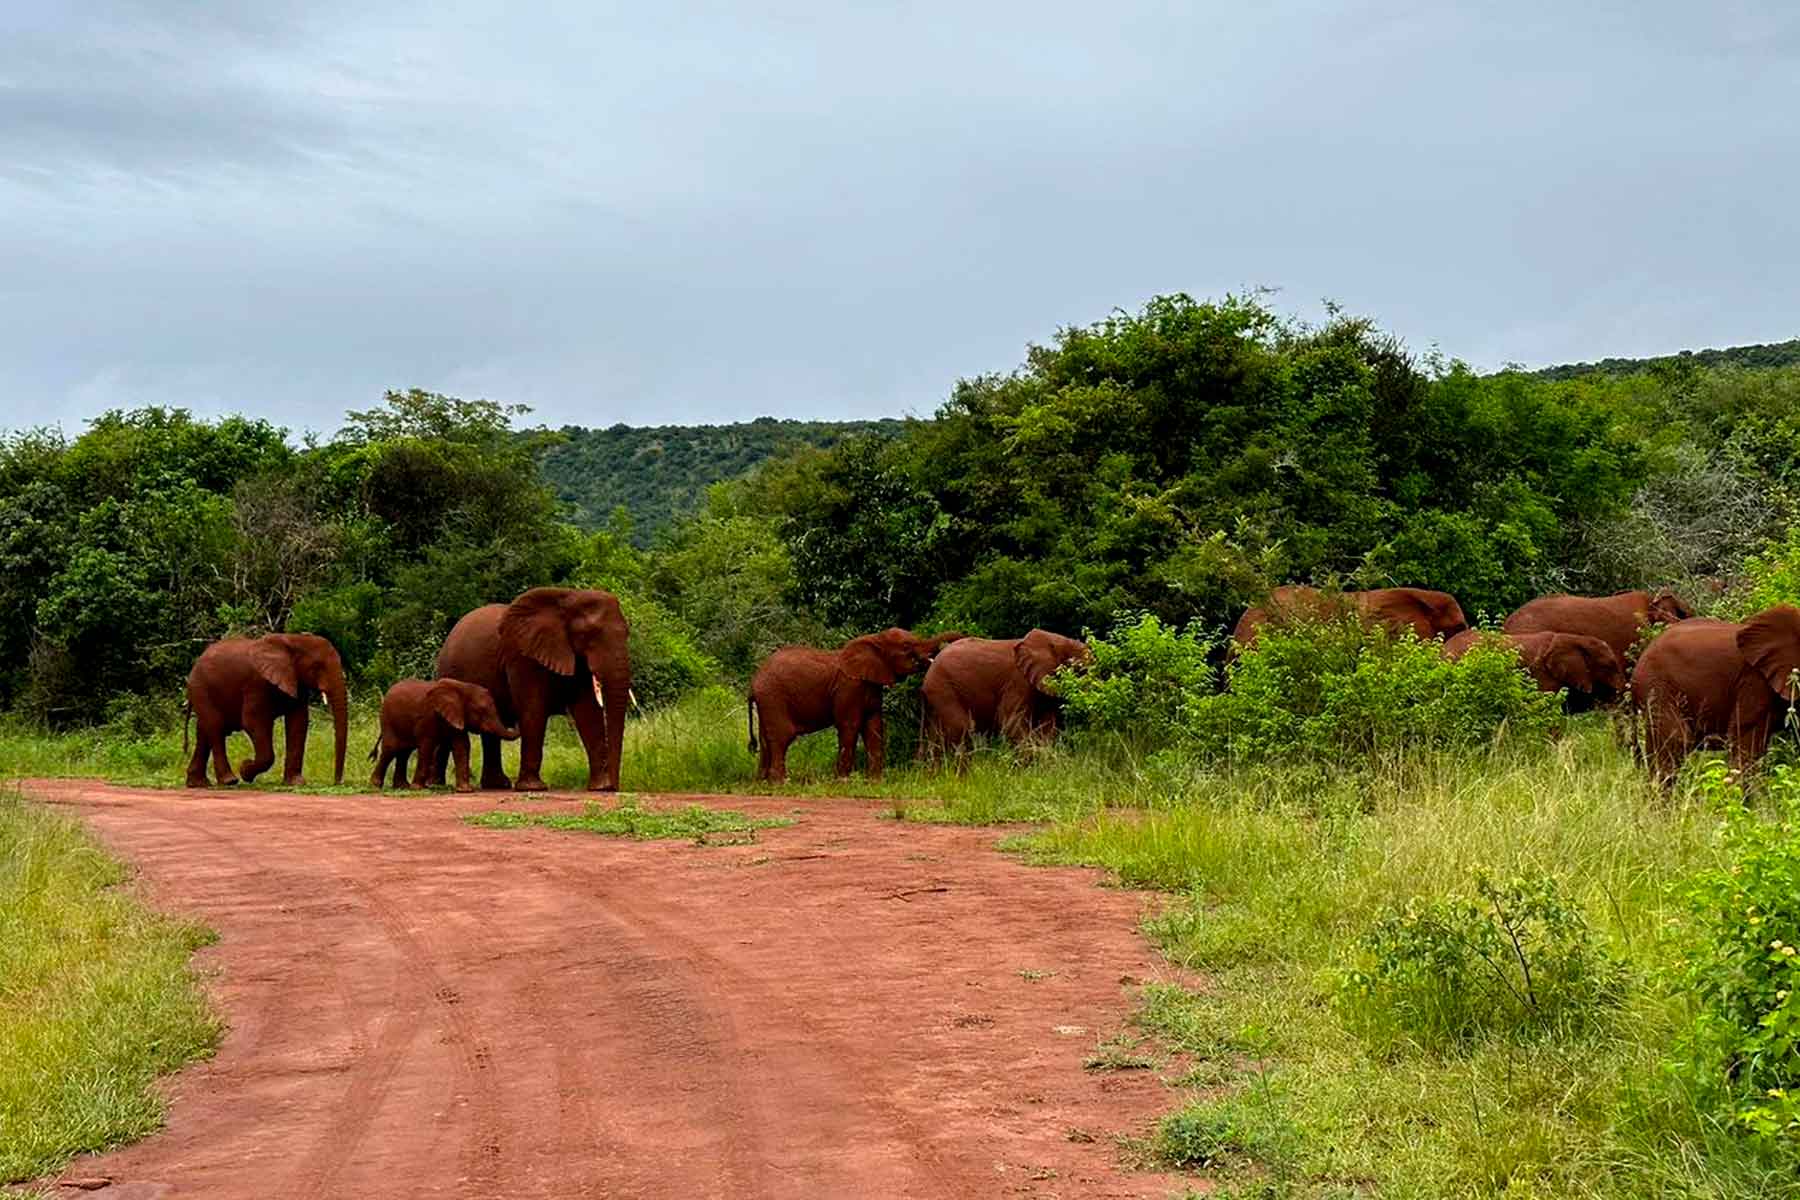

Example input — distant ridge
[1529,336,1800,381]
[540,415,905,542]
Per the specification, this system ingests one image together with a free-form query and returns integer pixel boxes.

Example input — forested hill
[540,417,904,542]
[1531,336,1800,381]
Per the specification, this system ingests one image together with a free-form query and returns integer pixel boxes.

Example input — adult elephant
[920,629,1094,765]
[436,587,632,792]
[1232,586,1468,648]
[1502,589,1691,662]
[747,628,963,783]
[184,633,348,788]
[1632,607,1800,784]
[1442,629,1627,712]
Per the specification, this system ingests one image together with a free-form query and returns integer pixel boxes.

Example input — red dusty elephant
[370,678,519,791]
[1442,629,1628,712]
[184,633,349,788]
[1631,607,1800,784]
[919,629,1094,765]
[747,628,964,783]
[1502,589,1691,663]
[1232,586,1468,648]
[435,587,632,792]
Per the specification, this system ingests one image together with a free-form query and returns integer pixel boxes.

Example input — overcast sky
[3,2,1797,436]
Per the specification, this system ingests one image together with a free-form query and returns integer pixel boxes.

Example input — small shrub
[1340,867,1622,1047]
[1670,762,1800,1142]
[1057,612,1216,745]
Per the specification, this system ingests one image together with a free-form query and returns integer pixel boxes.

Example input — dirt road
[27,781,1192,1199]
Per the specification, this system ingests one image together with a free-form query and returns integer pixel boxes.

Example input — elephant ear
[1014,632,1062,695]
[500,589,578,675]
[839,637,900,686]
[1553,636,1596,694]
[429,682,467,731]
[249,639,300,698]
[1737,606,1800,701]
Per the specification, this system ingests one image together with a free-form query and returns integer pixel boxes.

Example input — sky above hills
[3,1,1797,435]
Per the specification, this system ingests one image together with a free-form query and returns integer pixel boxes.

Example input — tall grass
[0,789,220,1183]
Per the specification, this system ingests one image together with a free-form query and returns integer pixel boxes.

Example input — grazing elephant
[747,628,964,783]
[919,630,1094,765]
[1232,586,1469,648]
[370,679,519,792]
[184,633,348,788]
[1442,629,1627,712]
[435,588,632,792]
[1502,589,1692,662]
[1632,608,1800,784]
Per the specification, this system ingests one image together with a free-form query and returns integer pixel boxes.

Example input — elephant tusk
[629,688,641,712]
[592,675,604,709]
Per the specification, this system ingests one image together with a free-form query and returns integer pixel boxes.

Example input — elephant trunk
[589,648,631,790]
[327,673,349,785]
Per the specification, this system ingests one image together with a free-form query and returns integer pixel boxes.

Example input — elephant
[435,587,632,792]
[1502,589,1692,663]
[184,633,348,788]
[369,678,519,792]
[747,628,965,783]
[1232,586,1469,648]
[919,629,1094,765]
[1441,629,1627,712]
[1631,607,1800,784]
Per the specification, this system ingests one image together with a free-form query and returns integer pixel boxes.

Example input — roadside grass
[0,789,220,1185]
[464,798,791,841]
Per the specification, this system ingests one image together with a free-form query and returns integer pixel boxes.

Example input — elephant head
[1014,629,1093,695]
[838,627,957,685]
[500,587,632,776]
[1737,605,1800,703]
[430,680,519,740]
[1649,590,1693,625]
[1522,633,1627,709]
[255,633,349,784]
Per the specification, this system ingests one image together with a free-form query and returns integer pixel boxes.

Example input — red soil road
[26,781,1197,1200]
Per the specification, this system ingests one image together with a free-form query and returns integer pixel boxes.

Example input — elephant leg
[756,723,774,781]
[187,721,216,787]
[239,698,278,784]
[371,740,397,790]
[476,733,509,790]
[414,731,438,787]
[834,719,860,777]
[449,732,475,792]
[282,705,309,786]
[1643,702,1691,788]
[514,702,551,792]
[861,712,886,780]
[207,725,239,787]
[1730,719,1773,778]
[568,692,614,792]
[390,748,414,789]
[767,727,796,785]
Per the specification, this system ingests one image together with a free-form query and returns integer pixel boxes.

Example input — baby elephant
[371,679,518,791]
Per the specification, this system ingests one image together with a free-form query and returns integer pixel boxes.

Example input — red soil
[26,781,1196,1199]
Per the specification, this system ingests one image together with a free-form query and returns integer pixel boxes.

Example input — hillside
[539,416,905,542]
[1531,335,1800,381]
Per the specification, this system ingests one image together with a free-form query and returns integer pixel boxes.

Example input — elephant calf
[371,679,518,792]
[1442,629,1627,712]
[920,629,1093,767]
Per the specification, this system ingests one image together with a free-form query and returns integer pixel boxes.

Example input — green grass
[0,789,220,1184]
[464,798,791,841]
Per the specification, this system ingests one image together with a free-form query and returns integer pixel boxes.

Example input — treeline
[541,417,903,544]
[1532,335,1800,382]
[5,293,1800,727]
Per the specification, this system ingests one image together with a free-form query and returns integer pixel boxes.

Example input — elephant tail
[367,735,380,763]
[746,694,758,753]
[182,699,192,755]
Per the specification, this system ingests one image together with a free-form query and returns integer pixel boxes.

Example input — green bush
[1340,867,1623,1048]
[1057,612,1216,746]
[1671,762,1800,1142]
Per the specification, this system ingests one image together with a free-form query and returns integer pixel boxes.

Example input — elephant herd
[178,578,1800,794]
[1237,583,1800,785]
[180,584,1096,793]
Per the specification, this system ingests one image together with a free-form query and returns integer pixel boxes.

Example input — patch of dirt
[25,780,1195,1199]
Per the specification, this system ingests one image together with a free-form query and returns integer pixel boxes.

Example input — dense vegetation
[1532,335,1800,382]
[8,292,1800,1194]
[540,417,903,543]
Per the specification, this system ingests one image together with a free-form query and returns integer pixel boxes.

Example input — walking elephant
[1631,607,1800,784]
[435,587,632,792]
[184,633,349,788]
[1503,589,1691,662]
[1442,629,1627,712]
[747,628,964,783]
[1232,586,1469,648]
[370,678,519,791]
[919,629,1093,765]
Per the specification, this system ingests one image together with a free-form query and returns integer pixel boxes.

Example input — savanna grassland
[6,296,1800,1194]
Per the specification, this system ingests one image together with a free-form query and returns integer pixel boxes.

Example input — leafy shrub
[1740,526,1800,615]
[614,594,718,710]
[1671,762,1800,1142]
[1340,868,1622,1047]
[1057,612,1216,746]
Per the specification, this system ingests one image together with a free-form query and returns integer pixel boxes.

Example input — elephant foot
[185,775,209,789]
[480,775,513,791]
[455,781,475,794]
[515,776,549,792]
[284,776,306,789]
[216,775,240,788]
[585,781,618,793]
